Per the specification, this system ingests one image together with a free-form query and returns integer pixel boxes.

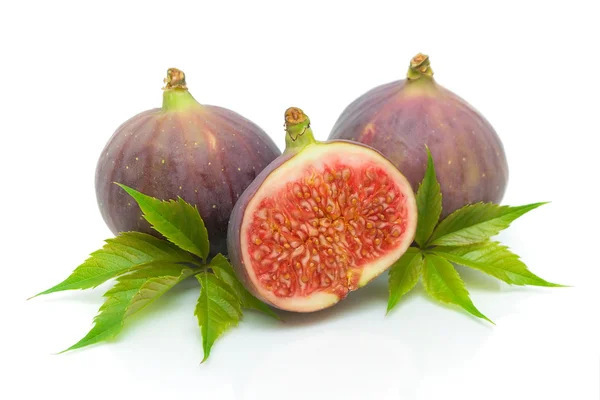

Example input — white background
[2,1,599,399]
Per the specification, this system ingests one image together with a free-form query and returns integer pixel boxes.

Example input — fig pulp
[95,68,280,255]
[329,54,509,217]
[228,108,417,312]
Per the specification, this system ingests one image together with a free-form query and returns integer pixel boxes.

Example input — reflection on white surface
[242,330,418,400]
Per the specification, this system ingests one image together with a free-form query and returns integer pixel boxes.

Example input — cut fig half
[228,108,417,312]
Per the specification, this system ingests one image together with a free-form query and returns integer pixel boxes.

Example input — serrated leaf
[427,202,547,247]
[433,241,564,287]
[387,248,423,314]
[117,183,209,261]
[195,272,243,363]
[209,254,279,320]
[422,253,493,323]
[62,263,194,352]
[415,147,442,246]
[32,232,196,298]
[123,263,196,317]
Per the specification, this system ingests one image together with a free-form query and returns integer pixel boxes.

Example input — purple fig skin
[95,104,280,256]
[227,150,295,307]
[329,56,509,217]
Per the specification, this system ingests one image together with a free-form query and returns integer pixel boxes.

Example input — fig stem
[162,68,201,112]
[284,107,317,153]
[406,53,434,81]
[163,68,188,90]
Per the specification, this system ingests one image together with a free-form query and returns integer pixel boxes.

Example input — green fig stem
[162,68,201,112]
[406,53,434,81]
[284,107,317,153]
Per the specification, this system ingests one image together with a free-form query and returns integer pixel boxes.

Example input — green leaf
[414,147,442,247]
[31,232,196,298]
[62,263,194,352]
[209,254,279,320]
[422,253,493,323]
[427,202,547,247]
[433,241,564,287]
[117,183,210,261]
[195,272,243,363]
[387,248,423,314]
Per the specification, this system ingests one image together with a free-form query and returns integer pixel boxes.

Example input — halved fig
[227,108,417,312]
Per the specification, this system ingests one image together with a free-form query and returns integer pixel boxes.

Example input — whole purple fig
[95,68,281,255]
[329,54,509,217]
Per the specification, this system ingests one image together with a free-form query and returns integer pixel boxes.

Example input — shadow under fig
[273,274,391,327]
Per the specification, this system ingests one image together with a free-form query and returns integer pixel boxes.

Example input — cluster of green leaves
[33,149,563,362]
[32,184,278,362]
[387,149,563,322]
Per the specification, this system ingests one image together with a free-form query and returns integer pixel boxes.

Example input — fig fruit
[329,53,509,217]
[95,68,281,255]
[228,108,417,312]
